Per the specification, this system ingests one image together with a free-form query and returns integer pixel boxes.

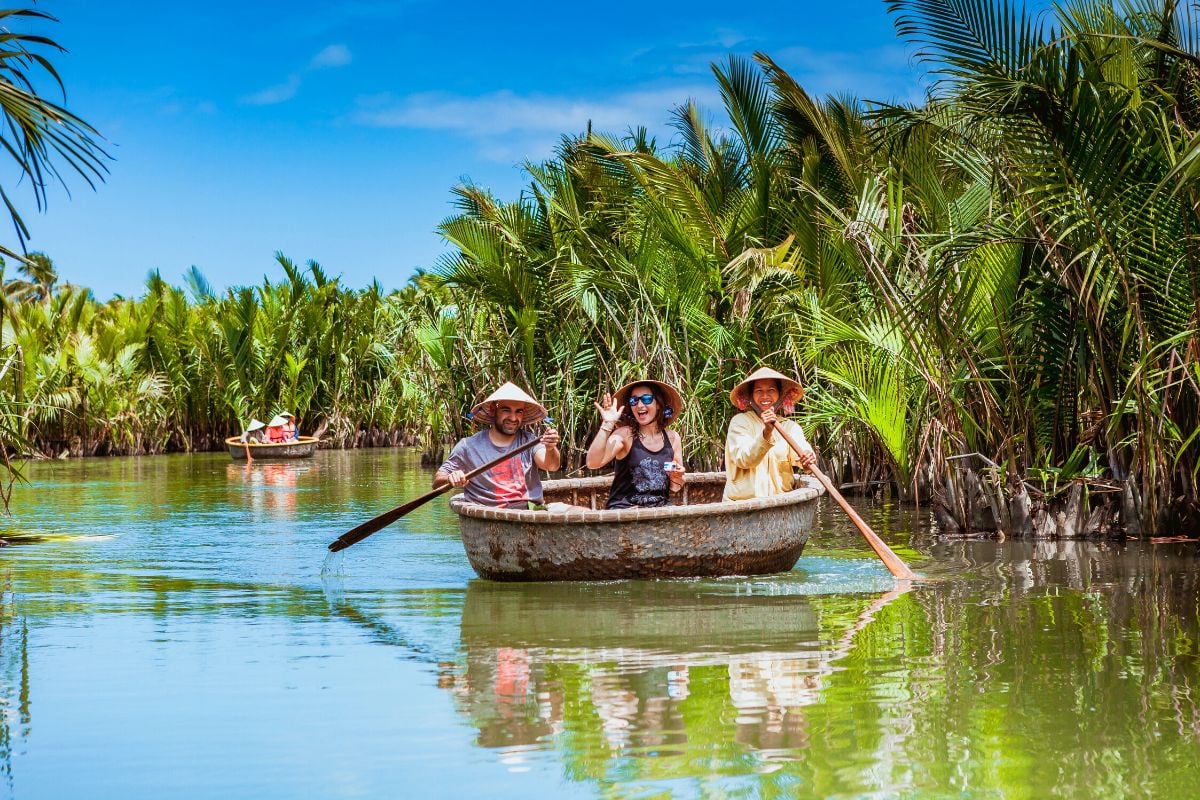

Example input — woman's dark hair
[619,383,673,435]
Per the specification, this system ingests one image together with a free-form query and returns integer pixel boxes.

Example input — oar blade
[327,489,443,552]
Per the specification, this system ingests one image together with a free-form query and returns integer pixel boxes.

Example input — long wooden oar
[760,411,916,579]
[327,435,544,553]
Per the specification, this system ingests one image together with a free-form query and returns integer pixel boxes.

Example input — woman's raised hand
[587,392,625,469]
[594,393,622,426]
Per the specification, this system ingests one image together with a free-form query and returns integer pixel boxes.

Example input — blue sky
[11,0,931,299]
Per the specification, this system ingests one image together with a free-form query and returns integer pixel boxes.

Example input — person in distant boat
[240,418,267,444]
[265,415,290,443]
[433,382,562,509]
[278,412,298,440]
[723,367,816,502]
[586,379,686,509]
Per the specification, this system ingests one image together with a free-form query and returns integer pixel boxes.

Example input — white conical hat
[730,367,805,411]
[469,382,548,426]
[245,418,266,433]
[266,415,290,427]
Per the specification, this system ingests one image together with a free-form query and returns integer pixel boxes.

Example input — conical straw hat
[614,379,684,423]
[267,414,290,427]
[730,367,804,412]
[469,382,549,426]
[245,418,266,433]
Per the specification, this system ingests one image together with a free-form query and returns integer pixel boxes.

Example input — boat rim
[450,471,822,524]
[223,435,320,447]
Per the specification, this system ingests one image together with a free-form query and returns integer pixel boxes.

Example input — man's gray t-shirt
[439,429,546,508]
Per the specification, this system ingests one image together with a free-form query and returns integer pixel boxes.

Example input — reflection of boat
[452,472,823,581]
[459,580,821,664]
[454,580,827,752]
[225,461,314,482]
[225,435,319,461]
[226,460,313,515]
[450,581,909,760]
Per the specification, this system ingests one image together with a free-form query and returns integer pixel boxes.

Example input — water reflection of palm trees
[0,592,30,794]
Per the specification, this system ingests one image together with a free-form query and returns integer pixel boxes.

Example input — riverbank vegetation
[2,0,1199,535]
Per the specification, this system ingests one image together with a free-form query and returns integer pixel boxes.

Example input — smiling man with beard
[434,383,562,509]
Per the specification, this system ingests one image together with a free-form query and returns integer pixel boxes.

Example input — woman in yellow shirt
[723,367,816,501]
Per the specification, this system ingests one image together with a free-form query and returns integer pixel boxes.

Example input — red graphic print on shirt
[489,456,527,506]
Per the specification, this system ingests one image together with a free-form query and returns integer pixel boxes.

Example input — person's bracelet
[600,422,616,433]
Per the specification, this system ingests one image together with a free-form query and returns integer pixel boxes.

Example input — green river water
[1,449,1199,798]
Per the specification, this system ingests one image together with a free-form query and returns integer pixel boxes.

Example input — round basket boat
[225,435,320,461]
[451,471,824,581]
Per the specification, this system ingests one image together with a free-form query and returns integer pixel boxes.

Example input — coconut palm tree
[0,9,108,258]
[0,7,108,507]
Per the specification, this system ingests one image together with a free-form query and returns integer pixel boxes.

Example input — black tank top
[606,432,673,509]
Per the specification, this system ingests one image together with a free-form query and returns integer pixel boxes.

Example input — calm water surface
[2,450,1199,798]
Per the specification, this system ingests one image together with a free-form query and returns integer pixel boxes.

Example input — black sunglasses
[627,394,656,407]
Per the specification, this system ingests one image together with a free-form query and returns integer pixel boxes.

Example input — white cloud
[715,29,747,48]
[242,75,302,106]
[243,44,353,106]
[311,44,352,69]
[349,85,727,162]
[351,86,720,139]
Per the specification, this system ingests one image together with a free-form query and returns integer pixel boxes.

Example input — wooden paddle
[327,434,545,553]
[754,408,916,580]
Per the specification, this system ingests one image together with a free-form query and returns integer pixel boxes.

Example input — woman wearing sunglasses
[586,379,686,509]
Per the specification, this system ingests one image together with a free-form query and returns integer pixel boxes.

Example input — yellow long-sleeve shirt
[723,411,814,501]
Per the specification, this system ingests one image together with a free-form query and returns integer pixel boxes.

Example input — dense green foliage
[3,254,436,454]
[2,0,1199,533]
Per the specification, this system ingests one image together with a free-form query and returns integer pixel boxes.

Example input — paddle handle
[327,434,545,553]
[767,416,916,580]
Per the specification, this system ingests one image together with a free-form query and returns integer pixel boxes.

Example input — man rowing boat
[433,382,562,509]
